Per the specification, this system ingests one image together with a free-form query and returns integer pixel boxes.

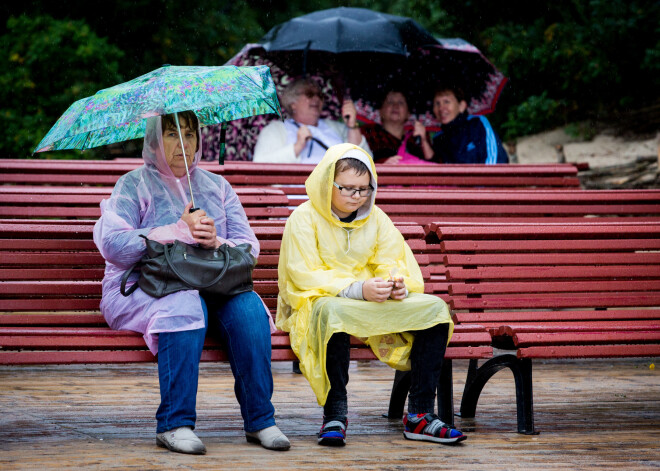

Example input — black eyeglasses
[333,182,373,197]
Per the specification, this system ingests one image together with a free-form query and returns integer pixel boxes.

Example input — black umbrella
[258,7,435,113]
[257,7,506,118]
[260,7,437,57]
[202,8,507,161]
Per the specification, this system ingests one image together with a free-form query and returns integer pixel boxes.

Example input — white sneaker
[245,425,291,451]
[156,426,207,455]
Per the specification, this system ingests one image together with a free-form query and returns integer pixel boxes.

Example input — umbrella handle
[174,112,197,210]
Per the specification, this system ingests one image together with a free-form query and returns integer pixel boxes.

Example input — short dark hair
[335,157,370,178]
[379,87,409,109]
[434,86,466,103]
[161,111,199,133]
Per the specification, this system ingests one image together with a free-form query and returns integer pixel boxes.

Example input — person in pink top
[93,111,290,455]
[360,88,434,164]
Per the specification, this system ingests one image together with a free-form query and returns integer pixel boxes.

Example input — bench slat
[517,344,660,359]
[512,331,660,346]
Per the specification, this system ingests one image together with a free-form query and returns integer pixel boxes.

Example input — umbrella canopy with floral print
[34,64,281,153]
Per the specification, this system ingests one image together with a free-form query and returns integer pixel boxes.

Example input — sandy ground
[515,127,659,168]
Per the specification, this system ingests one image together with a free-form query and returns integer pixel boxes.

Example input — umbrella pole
[174,112,197,211]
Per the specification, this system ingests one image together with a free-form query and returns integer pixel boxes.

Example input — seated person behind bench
[276,143,466,447]
[252,77,371,163]
[361,87,434,164]
[430,86,508,164]
[93,111,290,455]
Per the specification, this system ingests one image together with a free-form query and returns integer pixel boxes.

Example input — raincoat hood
[142,115,203,179]
[305,144,377,228]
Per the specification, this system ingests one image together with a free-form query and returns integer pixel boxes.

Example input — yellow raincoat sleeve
[276,205,357,333]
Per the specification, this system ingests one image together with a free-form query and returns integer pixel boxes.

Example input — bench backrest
[433,222,660,328]
[0,220,430,316]
[0,187,291,220]
[0,159,582,189]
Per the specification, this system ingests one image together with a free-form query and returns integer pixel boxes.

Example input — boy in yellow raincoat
[277,143,466,446]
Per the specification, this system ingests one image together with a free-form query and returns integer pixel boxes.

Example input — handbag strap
[163,242,233,289]
[120,262,140,296]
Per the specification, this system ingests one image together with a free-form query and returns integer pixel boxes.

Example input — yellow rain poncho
[276,143,453,405]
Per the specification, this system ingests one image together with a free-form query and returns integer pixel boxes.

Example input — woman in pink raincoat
[93,111,289,455]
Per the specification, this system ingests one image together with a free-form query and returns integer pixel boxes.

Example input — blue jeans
[156,291,275,433]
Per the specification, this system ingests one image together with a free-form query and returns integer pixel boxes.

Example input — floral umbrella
[35,64,281,153]
[35,64,280,208]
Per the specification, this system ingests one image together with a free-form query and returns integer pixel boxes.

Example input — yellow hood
[305,143,377,229]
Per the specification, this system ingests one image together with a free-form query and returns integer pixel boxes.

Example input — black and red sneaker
[403,413,466,444]
[317,418,347,446]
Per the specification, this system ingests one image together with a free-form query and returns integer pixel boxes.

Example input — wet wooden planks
[0,359,658,470]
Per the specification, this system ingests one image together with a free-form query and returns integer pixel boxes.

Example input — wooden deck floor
[1,358,658,470]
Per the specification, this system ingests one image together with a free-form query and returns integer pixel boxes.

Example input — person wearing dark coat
[430,87,508,164]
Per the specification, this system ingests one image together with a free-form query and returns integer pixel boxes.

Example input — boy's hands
[362,276,407,302]
[362,277,393,303]
[389,276,407,300]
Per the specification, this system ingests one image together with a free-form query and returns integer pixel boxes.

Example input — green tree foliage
[478,0,660,139]
[0,15,123,157]
[1,0,658,158]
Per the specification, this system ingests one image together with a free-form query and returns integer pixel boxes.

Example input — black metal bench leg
[513,358,536,435]
[460,354,538,434]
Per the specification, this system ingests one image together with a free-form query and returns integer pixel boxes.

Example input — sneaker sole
[403,430,467,445]
[156,436,207,455]
[246,435,291,451]
[318,436,346,447]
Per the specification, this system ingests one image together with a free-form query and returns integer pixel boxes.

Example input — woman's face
[433,92,467,125]
[380,91,409,126]
[290,86,323,126]
[331,167,371,218]
[162,118,197,178]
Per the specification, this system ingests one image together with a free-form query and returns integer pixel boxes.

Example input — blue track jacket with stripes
[431,112,508,164]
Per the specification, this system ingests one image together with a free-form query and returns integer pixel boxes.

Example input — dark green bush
[0,15,123,158]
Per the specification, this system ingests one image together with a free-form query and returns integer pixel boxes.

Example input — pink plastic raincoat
[93,116,271,354]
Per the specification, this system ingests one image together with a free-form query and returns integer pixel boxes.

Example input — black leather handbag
[121,235,255,298]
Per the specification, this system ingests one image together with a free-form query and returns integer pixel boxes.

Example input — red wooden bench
[0,220,492,424]
[0,187,291,220]
[430,222,660,434]
[377,188,660,222]
[1,158,583,189]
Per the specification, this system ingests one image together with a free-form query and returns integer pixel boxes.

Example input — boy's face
[433,91,467,125]
[331,168,371,218]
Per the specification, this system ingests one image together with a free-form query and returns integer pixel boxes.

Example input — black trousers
[323,322,450,421]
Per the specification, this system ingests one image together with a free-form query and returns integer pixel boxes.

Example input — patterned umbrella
[34,64,281,153]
